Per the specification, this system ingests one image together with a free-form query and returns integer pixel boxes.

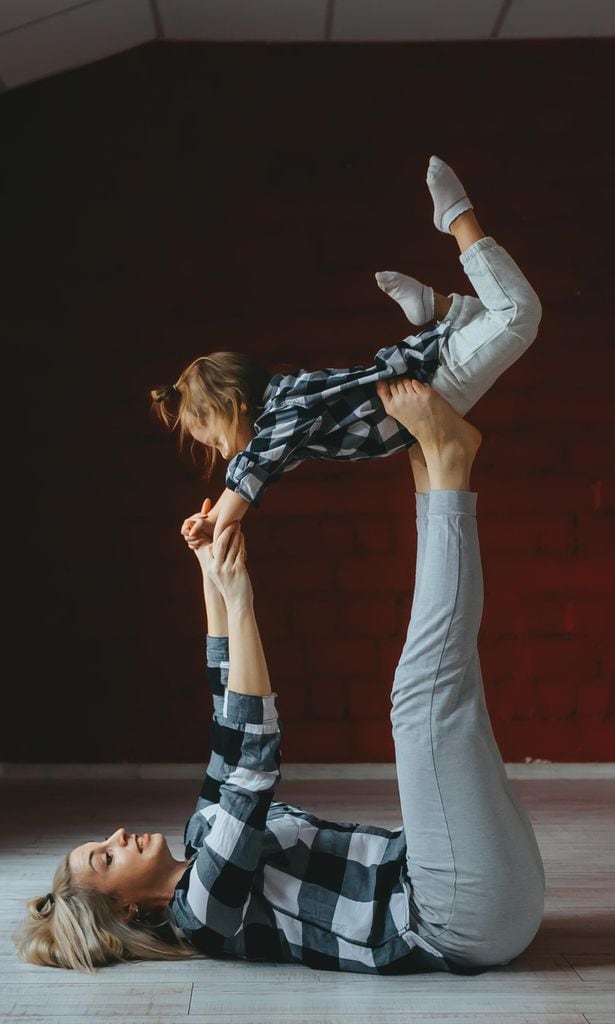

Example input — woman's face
[189,407,253,460]
[68,828,178,912]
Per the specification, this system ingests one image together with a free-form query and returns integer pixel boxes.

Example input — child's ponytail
[149,351,270,476]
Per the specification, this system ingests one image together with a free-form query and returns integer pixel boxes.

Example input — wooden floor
[1,775,614,1024]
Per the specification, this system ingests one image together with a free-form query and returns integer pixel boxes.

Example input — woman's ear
[122,902,139,923]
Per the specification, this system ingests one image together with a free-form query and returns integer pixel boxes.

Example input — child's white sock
[375,271,435,326]
[427,155,473,234]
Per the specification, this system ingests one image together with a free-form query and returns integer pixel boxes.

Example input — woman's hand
[182,498,218,550]
[201,523,253,611]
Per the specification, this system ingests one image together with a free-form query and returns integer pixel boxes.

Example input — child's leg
[379,381,545,969]
[427,160,542,416]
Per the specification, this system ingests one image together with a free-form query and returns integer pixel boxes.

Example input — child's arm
[184,489,251,550]
[211,489,251,547]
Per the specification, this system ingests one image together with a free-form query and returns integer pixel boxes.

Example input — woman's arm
[176,525,279,941]
[196,524,271,696]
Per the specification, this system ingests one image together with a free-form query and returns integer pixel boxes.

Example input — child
[150,156,542,549]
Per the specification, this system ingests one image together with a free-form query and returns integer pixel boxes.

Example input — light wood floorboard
[0,777,613,1022]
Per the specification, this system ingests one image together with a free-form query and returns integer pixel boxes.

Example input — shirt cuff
[206,636,229,665]
[225,473,264,509]
[222,689,279,726]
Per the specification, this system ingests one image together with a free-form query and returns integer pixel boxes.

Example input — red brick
[536,680,577,718]
[306,637,376,675]
[495,718,583,762]
[380,636,405,682]
[337,555,414,594]
[354,518,394,553]
[562,599,613,637]
[275,684,307,723]
[347,680,390,719]
[575,512,615,556]
[482,556,615,594]
[248,516,317,555]
[255,558,334,594]
[475,476,595,515]
[528,636,600,684]
[480,514,575,555]
[592,477,615,512]
[266,640,306,683]
[280,720,352,762]
[577,680,612,718]
[494,678,539,721]
[478,638,534,685]
[569,442,615,474]
[292,598,340,636]
[577,720,615,760]
[253,598,291,639]
[339,597,398,637]
[600,640,615,679]
[476,390,615,429]
[350,719,395,761]
[307,677,349,720]
[480,594,529,636]
[317,518,355,554]
[480,432,565,473]
[481,594,580,637]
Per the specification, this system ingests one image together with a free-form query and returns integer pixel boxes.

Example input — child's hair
[150,351,270,477]
[13,853,202,973]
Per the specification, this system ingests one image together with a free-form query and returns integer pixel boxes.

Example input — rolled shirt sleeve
[177,640,282,940]
[225,406,322,507]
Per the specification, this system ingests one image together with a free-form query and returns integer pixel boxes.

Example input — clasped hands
[183,498,251,607]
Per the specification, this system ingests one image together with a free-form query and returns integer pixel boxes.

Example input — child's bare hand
[181,498,215,550]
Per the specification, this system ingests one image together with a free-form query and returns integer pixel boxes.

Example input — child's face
[188,407,253,460]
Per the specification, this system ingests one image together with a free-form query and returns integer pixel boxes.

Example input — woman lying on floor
[15,380,545,975]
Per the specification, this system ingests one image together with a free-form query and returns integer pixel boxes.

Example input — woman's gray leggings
[390,489,545,970]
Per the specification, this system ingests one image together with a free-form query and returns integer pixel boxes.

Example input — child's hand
[181,498,216,550]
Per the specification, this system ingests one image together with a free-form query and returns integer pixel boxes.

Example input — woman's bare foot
[377,377,482,491]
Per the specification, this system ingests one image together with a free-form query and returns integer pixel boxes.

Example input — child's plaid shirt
[225,326,447,507]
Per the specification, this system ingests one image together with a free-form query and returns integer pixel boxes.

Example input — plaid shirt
[169,637,453,975]
[225,326,448,507]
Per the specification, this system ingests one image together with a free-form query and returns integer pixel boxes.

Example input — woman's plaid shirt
[225,326,448,508]
[169,637,451,974]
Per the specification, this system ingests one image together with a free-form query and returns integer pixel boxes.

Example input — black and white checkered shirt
[169,637,455,974]
[225,327,447,507]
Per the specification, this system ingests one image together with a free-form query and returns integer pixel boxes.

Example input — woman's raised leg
[377,378,545,969]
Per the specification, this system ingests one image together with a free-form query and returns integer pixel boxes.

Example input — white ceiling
[0,0,613,91]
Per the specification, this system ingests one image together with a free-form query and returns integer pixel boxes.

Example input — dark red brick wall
[2,40,613,763]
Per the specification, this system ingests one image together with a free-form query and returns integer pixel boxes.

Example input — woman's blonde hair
[13,853,201,973]
[150,351,270,477]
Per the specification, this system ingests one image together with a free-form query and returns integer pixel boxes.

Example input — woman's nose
[108,827,128,844]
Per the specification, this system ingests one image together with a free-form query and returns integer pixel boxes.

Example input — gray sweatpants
[430,235,542,416]
[390,489,545,970]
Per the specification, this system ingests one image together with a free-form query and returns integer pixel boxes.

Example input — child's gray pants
[431,236,542,415]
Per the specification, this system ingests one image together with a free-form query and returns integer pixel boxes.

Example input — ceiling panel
[0,0,89,35]
[332,0,502,40]
[157,0,329,41]
[500,0,615,37]
[0,0,155,89]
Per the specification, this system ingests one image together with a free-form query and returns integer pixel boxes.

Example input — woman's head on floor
[13,828,199,971]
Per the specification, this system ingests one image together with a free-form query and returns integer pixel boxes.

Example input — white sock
[427,155,473,234]
[375,271,435,326]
